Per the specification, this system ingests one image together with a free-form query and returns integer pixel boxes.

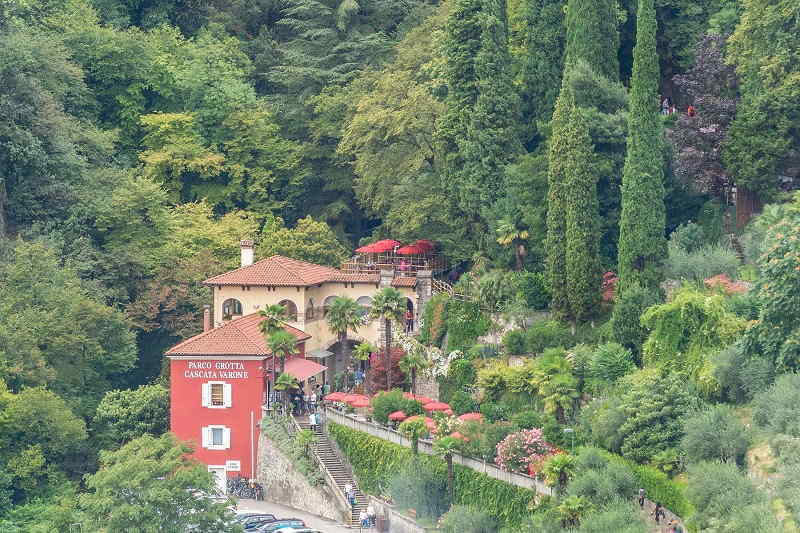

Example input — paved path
[236,498,367,532]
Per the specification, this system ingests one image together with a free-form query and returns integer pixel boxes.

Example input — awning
[284,357,327,381]
[307,348,333,359]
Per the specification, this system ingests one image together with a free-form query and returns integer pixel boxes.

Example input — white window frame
[202,425,231,450]
[202,381,232,408]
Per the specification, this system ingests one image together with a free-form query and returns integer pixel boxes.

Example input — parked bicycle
[225,476,264,500]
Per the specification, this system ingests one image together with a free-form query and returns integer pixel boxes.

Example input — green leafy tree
[743,194,800,371]
[274,373,300,413]
[617,0,666,291]
[557,495,593,528]
[588,343,636,391]
[563,99,602,325]
[259,216,349,267]
[681,405,749,466]
[439,505,497,533]
[368,288,406,390]
[399,350,428,395]
[752,374,800,438]
[563,0,619,80]
[398,417,427,455]
[326,296,363,377]
[527,349,579,423]
[79,434,238,533]
[610,283,660,361]
[268,330,297,377]
[92,383,169,450]
[542,453,577,494]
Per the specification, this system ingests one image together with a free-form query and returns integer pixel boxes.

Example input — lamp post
[563,427,575,452]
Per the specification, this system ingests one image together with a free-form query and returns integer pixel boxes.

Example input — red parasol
[351,398,371,408]
[369,239,401,253]
[414,239,434,251]
[388,410,408,421]
[457,412,484,422]
[444,409,454,416]
[344,394,370,405]
[397,244,426,255]
[415,396,433,404]
[402,392,415,400]
[324,392,347,402]
[355,244,378,253]
[424,401,451,412]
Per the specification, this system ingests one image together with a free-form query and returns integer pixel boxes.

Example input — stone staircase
[295,416,367,528]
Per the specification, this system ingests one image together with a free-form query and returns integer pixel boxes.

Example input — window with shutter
[223,383,232,407]
[201,426,210,448]
[223,427,231,449]
[211,427,224,447]
[203,425,229,450]
[210,383,224,406]
[201,383,210,407]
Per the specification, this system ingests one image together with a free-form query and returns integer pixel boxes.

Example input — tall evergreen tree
[517,0,566,148]
[563,0,620,81]
[546,84,573,320]
[617,0,666,290]
[564,106,602,324]
[461,0,522,215]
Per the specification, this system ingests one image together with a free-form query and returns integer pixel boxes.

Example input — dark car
[255,519,305,532]
[242,514,278,530]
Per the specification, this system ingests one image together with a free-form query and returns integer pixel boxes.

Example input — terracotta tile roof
[203,255,339,287]
[329,272,380,283]
[165,313,310,356]
[391,277,417,288]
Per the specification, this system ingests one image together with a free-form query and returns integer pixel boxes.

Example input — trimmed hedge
[594,449,692,518]
[328,423,535,528]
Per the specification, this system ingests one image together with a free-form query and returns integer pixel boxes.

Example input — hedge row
[595,449,693,518]
[328,423,535,528]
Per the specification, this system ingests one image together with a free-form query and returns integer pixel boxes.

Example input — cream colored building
[199,240,434,384]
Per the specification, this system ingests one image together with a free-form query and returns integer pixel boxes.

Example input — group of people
[639,489,683,533]
[344,483,377,529]
[290,384,324,415]
[661,97,696,118]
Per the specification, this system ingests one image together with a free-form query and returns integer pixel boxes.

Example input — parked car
[255,519,305,532]
[235,512,271,522]
[241,514,278,530]
[273,529,324,533]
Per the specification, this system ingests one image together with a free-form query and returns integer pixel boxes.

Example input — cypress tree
[518,0,566,147]
[461,0,522,214]
[617,0,666,290]
[546,84,573,320]
[563,0,620,81]
[564,105,601,324]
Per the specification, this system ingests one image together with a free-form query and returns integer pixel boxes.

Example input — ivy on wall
[328,423,535,528]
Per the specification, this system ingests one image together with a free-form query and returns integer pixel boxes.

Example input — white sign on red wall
[183,361,250,379]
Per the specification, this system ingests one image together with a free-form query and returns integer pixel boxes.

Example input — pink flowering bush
[494,428,555,474]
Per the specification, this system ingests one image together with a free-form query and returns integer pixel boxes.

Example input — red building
[166,313,325,492]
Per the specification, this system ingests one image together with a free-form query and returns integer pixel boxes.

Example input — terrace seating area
[339,239,447,275]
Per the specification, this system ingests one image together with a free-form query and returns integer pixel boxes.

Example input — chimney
[203,304,212,332]
[240,239,254,267]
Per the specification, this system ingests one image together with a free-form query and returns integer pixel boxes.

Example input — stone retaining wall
[257,430,348,523]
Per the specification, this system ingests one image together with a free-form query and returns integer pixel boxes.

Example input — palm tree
[274,373,299,414]
[399,350,428,395]
[399,417,427,455]
[557,495,592,528]
[542,453,577,495]
[368,288,406,390]
[325,296,363,382]
[433,436,461,502]
[268,330,297,376]
[353,342,376,394]
[496,217,529,271]
[259,304,287,337]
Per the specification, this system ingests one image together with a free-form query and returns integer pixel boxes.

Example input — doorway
[208,466,227,495]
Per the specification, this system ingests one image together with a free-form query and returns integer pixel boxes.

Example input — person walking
[638,487,645,508]
[359,510,369,530]
[309,390,317,412]
[405,309,413,333]
[652,502,665,524]
[344,482,353,504]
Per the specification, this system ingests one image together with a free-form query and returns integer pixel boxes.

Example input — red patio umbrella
[343,393,370,405]
[397,244,426,255]
[351,398,371,408]
[402,392,415,400]
[424,401,451,412]
[444,409,454,416]
[324,392,347,402]
[355,243,378,253]
[457,412,484,422]
[388,411,408,421]
[415,396,433,404]
[369,239,401,253]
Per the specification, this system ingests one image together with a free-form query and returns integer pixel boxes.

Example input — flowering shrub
[495,428,555,474]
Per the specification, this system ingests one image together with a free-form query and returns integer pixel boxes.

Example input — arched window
[222,298,243,320]
[278,299,298,321]
[323,295,338,317]
[306,298,315,319]
[356,296,373,317]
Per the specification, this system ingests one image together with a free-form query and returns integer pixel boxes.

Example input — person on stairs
[359,510,369,529]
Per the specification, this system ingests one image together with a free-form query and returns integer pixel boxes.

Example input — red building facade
[166,313,319,491]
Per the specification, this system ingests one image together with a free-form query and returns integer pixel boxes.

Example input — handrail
[288,415,353,517]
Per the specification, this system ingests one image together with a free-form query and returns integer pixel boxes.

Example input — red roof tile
[165,313,310,356]
[329,272,380,283]
[203,255,339,287]
[391,277,417,288]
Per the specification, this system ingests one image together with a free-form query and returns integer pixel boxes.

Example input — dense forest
[0,0,799,530]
